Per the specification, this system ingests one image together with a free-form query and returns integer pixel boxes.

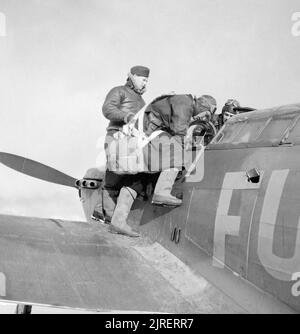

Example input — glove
[122,113,136,136]
[124,113,135,124]
[122,122,135,136]
[192,110,212,123]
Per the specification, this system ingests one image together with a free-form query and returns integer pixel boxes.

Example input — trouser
[103,170,149,222]
[104,170,146,194]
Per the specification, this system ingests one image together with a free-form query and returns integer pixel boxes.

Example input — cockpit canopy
[209,103,300,149]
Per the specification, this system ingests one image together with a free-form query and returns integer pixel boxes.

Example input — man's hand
[193,110,211,122]
[122,122,135,136]
[122,113,137,136]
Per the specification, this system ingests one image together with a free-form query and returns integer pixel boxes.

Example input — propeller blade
[0,152,77,188]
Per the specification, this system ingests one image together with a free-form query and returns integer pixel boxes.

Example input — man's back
[144,94,195,136]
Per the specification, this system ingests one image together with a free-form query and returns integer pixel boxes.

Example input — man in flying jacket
[143,94,217,207]
[95,65,150,237]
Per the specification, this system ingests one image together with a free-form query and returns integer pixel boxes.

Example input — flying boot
[91,205,105,224]
[109,186,140,237]
[151,168,182,207]
[91,187,105,223]
[102,188,119,224]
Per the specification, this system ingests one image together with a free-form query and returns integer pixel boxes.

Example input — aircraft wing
[0,214,248,313]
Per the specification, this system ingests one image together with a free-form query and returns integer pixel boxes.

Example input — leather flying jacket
[144,94,196,137]
[102,80,145,132]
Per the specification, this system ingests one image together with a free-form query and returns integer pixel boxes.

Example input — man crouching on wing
[143,94,217,207]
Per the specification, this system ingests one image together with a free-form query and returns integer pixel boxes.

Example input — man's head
[128,65,150,94]
[194,95,217,120]
[222,99,240,121]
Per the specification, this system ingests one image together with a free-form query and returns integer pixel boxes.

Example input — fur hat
[130,65,150,77]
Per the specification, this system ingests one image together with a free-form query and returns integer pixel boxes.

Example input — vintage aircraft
[0,102,300,314]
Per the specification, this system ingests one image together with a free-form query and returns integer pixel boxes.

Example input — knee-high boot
[102,188,119,224]
[109,187,140,237]
[151,168,182,207]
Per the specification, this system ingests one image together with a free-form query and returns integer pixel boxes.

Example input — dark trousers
[104,170,149,194]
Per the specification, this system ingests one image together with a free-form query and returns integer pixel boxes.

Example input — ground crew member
[94,65,150,237]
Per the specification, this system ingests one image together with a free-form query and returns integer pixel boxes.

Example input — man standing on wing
[95,65,150,237]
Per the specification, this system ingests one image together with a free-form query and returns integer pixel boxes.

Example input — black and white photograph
[0,0,299,316]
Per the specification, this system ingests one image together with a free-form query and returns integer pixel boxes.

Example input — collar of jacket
[125,78,145,95]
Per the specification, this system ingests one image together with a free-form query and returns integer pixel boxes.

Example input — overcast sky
[0,0,299,220]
